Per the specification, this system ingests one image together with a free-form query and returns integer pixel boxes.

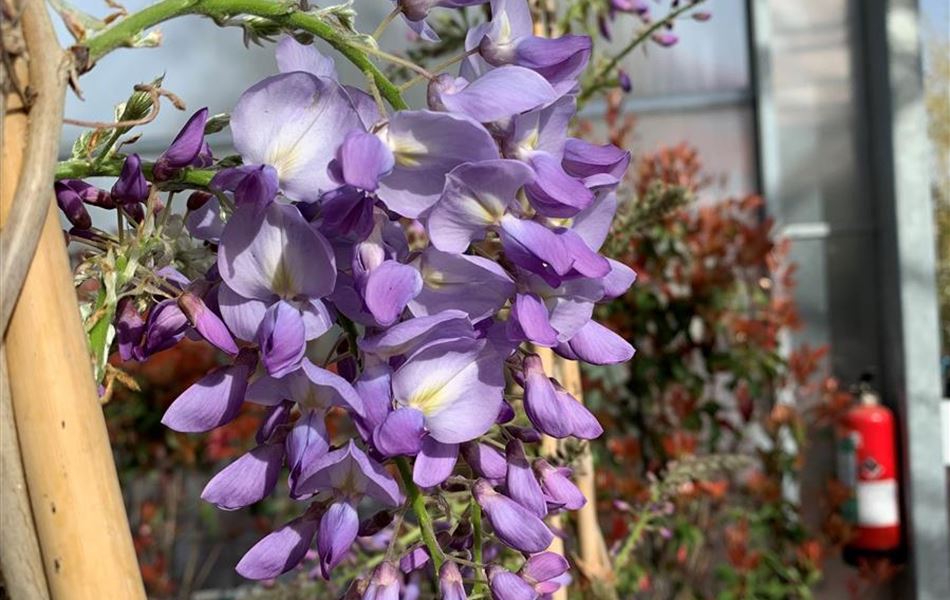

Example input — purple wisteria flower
[64,0,644,593]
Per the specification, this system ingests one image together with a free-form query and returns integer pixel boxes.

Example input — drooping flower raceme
[60,0,638,595]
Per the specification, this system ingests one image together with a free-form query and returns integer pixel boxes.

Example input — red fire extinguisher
[836,386,901,554]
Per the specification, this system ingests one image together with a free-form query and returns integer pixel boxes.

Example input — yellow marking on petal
[498,13,512,44]
[422,267,447,290]
[409,385,449,416]
[271,257,297,299]
[392,139,427,168]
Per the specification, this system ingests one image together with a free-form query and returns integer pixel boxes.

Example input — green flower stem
[395,457,445,573]
[78,0,409,110]
[55,157,215,188]
[579,0,707,103]
[471,499,489,595]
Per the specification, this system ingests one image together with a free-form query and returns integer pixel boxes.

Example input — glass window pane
[607,0,751,97]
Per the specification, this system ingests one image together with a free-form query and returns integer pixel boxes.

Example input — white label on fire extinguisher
[856,479,900,527]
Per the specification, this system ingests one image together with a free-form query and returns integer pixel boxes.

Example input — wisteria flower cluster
[58,0,637,595]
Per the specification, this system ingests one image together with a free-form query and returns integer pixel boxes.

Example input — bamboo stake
[1,4,147,599]
[1,348,51,600]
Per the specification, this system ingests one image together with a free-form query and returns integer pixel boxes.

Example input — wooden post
[0,3,147,599]
[1,348,51,600]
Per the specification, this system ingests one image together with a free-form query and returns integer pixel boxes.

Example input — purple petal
[553,381,603,439]
[276,35,338,78]
[178,291,239,355]
[257,300,306,377]
[218,284,267,342]
[364,260,423,327]
[377,110,499,218]
[154,108,209,179]
[557,228,610,278]
[429,66,556,122]
[115,297,145,362]
[364,562,401,600]
[286,408,330,492]
[511,293,558,347]
[400,545,431,573]
[300,298,334,340]
[521,551,569,584]
[461,441,507,480]
[439,561,467,600]
[474,480,553,553]
[522,354,572,439]
[374,407,426,457]
[231,72,362,201]
[506,439,547,518]
[511,35,591,90]
[210,165,280,211]
[601,258,636,299]
[300,360,365,416]
[218,202,336,301]
[201,443,284,510]
[562,138,630,179]
[413,437,459,488]
[336,130,395,191]
[185,195,225,242]
[535,459,585,510]
[140,299,188,358]
[524,152,594,218]
[316,186,375,239]
[353,363,393,441]
[562,320,635,365]
[359,310,475,358]
[409,249,515,321]
[297,441,403,506]
[111,153,148,205]
[488,566,538,600]
[236,515,318,580]
[162,363,250,432]
[499,214,572,277]
[392,339,504,444]
[318,500,359,578]
[55,180,92,229]
[427,159,534,253]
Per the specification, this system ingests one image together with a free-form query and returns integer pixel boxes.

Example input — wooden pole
[0,3,147,599]
[1,348,51,600]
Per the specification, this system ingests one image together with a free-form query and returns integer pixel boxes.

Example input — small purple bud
[651,32,679,47]
[692,11,712,21]
[55,180,92,229]
[111,153,148,205]
[153,107,209,181]
[115,297,145,362]
[534,459,586,510]
[598,15,611,41]
[473,479,553,553]
[618,69,632,92]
